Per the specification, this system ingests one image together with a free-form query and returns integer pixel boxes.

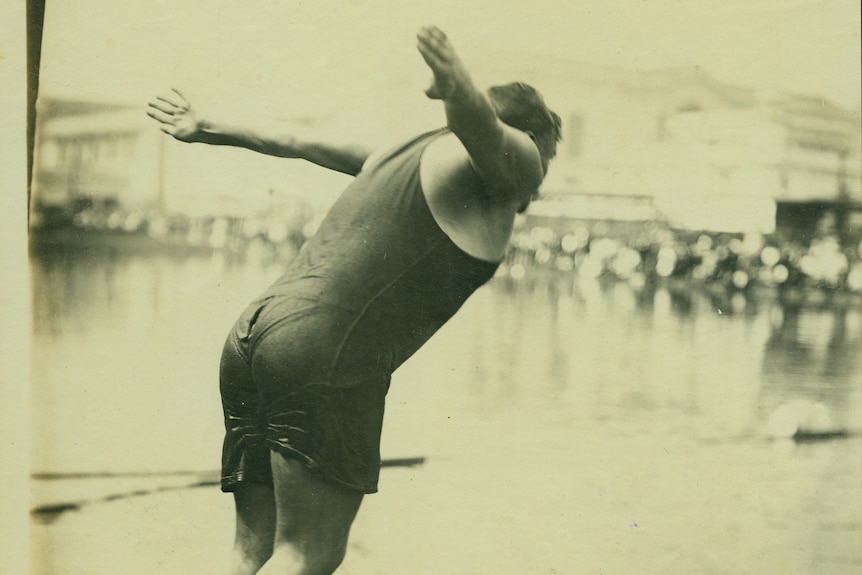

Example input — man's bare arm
[416,27,544,205]
[146,89,372,176]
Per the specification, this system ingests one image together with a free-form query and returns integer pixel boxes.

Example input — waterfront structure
[30,56,861,242]
[472,50,861,240]
[30,97,160,225]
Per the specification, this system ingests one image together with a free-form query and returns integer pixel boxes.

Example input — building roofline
[470,47,757,107]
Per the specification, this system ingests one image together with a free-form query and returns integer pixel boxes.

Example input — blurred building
[29,95,345,232]
[30,98,160,222]
[474,51,861,241]
[30,57,862,244]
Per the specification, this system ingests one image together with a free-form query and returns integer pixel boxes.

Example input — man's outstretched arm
[416,26,544,205]
[146,89,372,176]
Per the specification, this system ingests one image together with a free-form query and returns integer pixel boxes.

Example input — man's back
[260,129,500,379]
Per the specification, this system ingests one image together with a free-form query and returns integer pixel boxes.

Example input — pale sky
[38,0,861,113]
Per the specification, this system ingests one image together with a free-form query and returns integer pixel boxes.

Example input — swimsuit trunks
[219,129,499,494]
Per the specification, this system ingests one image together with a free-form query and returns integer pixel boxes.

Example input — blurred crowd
[32,200,862,296]
[504,220,862,295]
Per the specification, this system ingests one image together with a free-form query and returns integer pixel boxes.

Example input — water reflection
[760,302,861,427]
[31,244,862,453]
[29,242,862,573]
[430,270,861,441]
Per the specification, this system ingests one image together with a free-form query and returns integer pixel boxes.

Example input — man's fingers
[417,34,449,71]
[157,93,183,108]
[417,26,452,58]
[146,89,192,140]
[417,26,460,100]
[417,43,445,70]
[146,106,174,125]
[418,25,447,45]
[148,99,175,115]
[417,30,444,60]
[171,88,189,104]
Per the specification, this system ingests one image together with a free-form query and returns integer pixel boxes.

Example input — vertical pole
[26,0,46,216]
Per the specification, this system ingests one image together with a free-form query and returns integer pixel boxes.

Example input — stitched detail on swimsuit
[228,329,252,365]
[246,298,342,360]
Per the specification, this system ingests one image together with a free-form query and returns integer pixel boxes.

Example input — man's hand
[146,88,204,142]
[416,25,544,207]
[417,26,473,101]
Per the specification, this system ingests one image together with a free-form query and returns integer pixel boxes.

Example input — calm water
[29,242,862,574]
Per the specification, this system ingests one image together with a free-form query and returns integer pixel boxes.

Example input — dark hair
[487,82,562,153]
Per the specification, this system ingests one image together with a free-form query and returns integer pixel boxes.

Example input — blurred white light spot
[517,232,536,251]
[696,234,713,252]
[242,219,263,238]
[628,273,646,289]
[589,238,620,260]
[760,246,781,267]
[692,265,710,281]
[555,256,574,272]
[510,263,526,280]
[612,247,641,278]
[123,214,143,233]
[302,220,320,239]
[741,233,764,256]
[107,212,124,230]
[655,257,675,278]
[530,226,555,244]
[535,247,552,265]
[267,222,289,244]
[578,255,603,278]
[560,234,580,253]
[561,228,590,253]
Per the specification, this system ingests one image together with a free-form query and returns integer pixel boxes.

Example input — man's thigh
[269,452,363,554]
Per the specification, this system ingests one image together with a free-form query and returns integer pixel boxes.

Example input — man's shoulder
[421,132,482,191]
[361,128,450,172]
[421,131,473,173]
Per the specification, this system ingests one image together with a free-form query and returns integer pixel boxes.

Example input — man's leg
[256,452,363,575]
[228,483,276,575]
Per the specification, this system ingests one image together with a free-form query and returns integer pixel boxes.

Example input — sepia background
[15,1,862,573]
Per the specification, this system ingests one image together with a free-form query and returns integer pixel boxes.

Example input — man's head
[487,82,562,173]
